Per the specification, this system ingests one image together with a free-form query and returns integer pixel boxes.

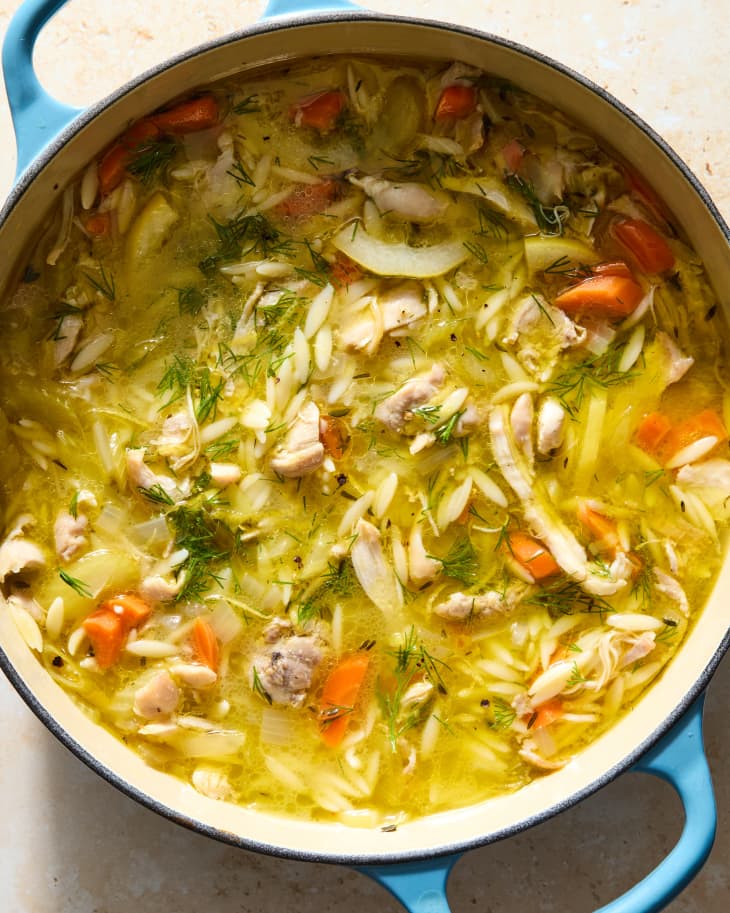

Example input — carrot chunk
[83,608,125,669]
[554,273,644,320]
[98,143,129,196]
[635,411,673,457]
[577,503,621,557]
[531,697,563,730]
[289,90,346,132]
[590,260,633,279]
[501,138,525,173]
[613,218,675,273]
[275,178,341,220]
[122,118,163,147]
[319,652,370,747]
[505,532,561,581]
[663,409,727,460]
[330,253,363,288]
[434,85,477,121]
[84,212,112,237]
[319,414,349,460]
[192,617,220,672]
[107,593,153,631]
[152,95,220,135]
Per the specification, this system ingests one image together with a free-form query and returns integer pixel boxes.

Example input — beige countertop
[0,1,728,911]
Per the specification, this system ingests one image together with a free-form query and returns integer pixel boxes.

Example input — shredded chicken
[505,294,586,381]
[351,518,401,614]
[379,281,427,333]
[656,331,694,385]
[270,401,324,478]
[536,397,567,455]
[653,568,690,616]
[375,363,445,432]
[407,523,440,586]
[139,574,182,603]
[126,449,178,498]
[0,521,46,584]
[134,671,180,719]
[170,662,217,688]
[433,584,527,621]
[349,174,448,223]
[53,511,88,563]
[250,627,326,708]
[209,462,242,487]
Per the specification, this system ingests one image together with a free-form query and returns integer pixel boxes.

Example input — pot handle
[358,696,715,913]
[262,0,361,18]
[2,0,81,179]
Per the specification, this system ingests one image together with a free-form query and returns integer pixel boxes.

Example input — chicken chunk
[505,294,586,381]
[54,511,88,563]
[379,282,427,333]
[270,401,324,478]
[139,574,182,603]
[537,397,567,455]
[433,585,526,621]
[126,449,178,498]
[251,629,326,708]
[349,174,448,223]
[375,364,445,432]
[0,526,46,584]
[133,671,180,720]
[656,331,694,385]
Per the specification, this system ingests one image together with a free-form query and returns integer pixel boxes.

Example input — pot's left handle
[2,0,82,180]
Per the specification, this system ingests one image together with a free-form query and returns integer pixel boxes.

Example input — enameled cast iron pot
[1,2,729,910]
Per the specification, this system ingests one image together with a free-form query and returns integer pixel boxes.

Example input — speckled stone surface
[0,2,728,911]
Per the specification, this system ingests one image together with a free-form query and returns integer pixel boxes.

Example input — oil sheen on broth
[1,56,728,828]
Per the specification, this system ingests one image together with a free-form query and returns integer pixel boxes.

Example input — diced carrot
[613,218,675,273]
[122,118,163,148]
[635,411,673,457]
[98,143,129,195]
[505,532,561,581]
[531,697,563,730]
[663,409,727,460]
[577,503,621,557]
[275,179,341,220]
[83,608,125,669]
[112,593,153,630]
[501,138,525,173]
[330,253,363,288]
[84,212,112,237]
[289,90,346,132]
[152,95,220,135]
[554,273,644,321]
[434,84,477,121]
[192,617,220,672]
[319,414,349,460]
[319,652,370,747]
[591,260,633,279]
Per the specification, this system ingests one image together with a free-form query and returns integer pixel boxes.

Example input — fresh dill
[157,355,224,422]
[644,468,666,487]
[566,661,588,687]
[432,536,479,585]
[205,437,239,459]
[547,344,636,415]
[505,174,570,235]
[167,503,234,601]
[138,484,175,506]
[543,256,592,278]
[434,410,465,445]
[295,559,359,623]
[95,363,118,380]
[531,293,555,326]
[58,569,92,598]
[127,139,178,185]
[307,154,335,170]
[490,697,516,730]
[525,578,612,617]
[378,626,448,750]
[655,620,679,644]
[227,161,255,188]
[251,666,273,704]
[412,404,442,424]
[83,265,116,301]
[475,201,509,240]
[68,491,80,519]
[206,211,295,267]
[463,239,489,265]
[232,94,261,115]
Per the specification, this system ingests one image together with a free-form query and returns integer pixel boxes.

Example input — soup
[0,55,727,828]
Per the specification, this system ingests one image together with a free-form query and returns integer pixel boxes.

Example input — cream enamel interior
[1,15,729,861]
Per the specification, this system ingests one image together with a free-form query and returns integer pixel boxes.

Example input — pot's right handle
[594,695,716,913]
[360,697,715,913]
[3,0,82,179]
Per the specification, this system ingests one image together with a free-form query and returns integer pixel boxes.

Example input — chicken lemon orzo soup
[1,55,728,825]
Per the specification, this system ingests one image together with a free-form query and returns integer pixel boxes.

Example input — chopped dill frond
[205,437,238,459]
[463,239,489,265]
[226,161,255,188]
[548,344,637,415]
[413,404,442,424]
[138,484,175,506]
[525,578,612,617]
[127,139,178,186]
[505,174,570,235]
[433,535,479,585]
[68,490,80,519]
[491,697,516,730]
[251,666,273,704]
[566,661,588,687]
[58,569,92,598]
[177,286,205,316]
[434,410,465,445]
[232,94,261,115]
[83,265,116,301]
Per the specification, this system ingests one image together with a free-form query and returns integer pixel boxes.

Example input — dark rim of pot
[0,10,729,867]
